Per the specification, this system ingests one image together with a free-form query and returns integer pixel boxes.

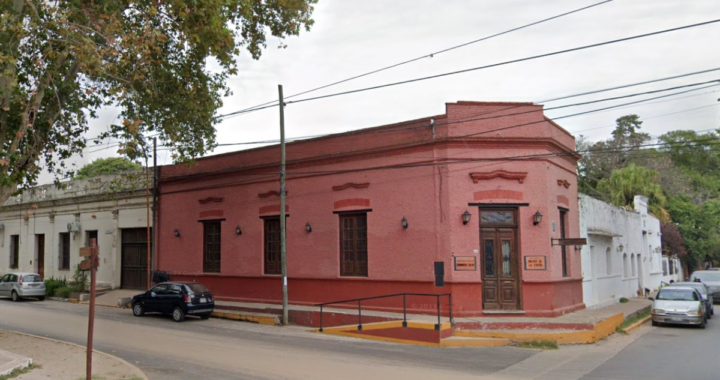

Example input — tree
[666,197,720,268]
[661,222,687,257]
[596,164,669,222]
[578,115,652,191]
[74,157,142,179]
[0,0,316,203]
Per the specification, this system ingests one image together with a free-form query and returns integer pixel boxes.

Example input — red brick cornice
[470,170,527,184]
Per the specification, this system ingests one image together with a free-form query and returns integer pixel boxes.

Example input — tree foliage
[0,0,316,203]
[74,157,142,179]
[582,113,720,267]
[596,163,669,222]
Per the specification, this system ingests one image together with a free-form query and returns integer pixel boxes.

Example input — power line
[283,19,720,106]
[218,0,615,119]
[214,72,720,149]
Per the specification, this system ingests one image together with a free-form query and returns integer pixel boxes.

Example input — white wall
[0,173,152,289]
[579,194,672,309]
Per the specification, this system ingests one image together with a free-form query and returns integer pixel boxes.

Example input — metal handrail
[316,293,453,333]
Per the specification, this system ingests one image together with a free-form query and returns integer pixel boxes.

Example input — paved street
[1,298,715,379]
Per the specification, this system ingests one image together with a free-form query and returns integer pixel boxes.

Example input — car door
[0,274,9,296]
[145,284,168,313]
[164,284,185,313]
[7,274,18,295]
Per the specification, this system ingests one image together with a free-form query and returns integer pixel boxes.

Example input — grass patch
[0,364,39,380]
[616,308,651,334]
[517,340,558,350]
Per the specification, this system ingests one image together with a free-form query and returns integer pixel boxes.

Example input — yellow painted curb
[623,315,651,334]
[329,330,441,348]
[440,338,510,348]
[453,312,626,345]
[211,311,278,325]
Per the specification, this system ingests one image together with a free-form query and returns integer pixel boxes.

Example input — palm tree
[597,164,670,222]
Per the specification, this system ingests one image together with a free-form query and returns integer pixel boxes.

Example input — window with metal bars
[264,218,281,275]
[59,233,70,270]
[340,213,368,277]
[203,221,221,273]
[9,235,19,269]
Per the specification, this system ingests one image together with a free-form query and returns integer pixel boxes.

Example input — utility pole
[145,154,151,290]
[152,137,157,280]
[278,85,289,326]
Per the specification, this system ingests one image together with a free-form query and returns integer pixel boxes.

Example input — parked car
[0,272,46,301]
[650,286,707,328]
[671,282,714,318]
[689,270,720,303]
[131,282,214,322]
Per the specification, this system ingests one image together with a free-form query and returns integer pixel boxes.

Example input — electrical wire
[284,19,720,106]
[218,0,615,118]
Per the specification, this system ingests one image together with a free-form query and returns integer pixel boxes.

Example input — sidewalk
[0,329,146,380]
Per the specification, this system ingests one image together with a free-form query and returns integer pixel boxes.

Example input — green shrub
[68,282,85,292]
[44,277,67,297]
[619,297,629,303]
[54,286,72,298]
[73,264,88,290]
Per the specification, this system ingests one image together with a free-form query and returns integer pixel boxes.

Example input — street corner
[0,329,147,380]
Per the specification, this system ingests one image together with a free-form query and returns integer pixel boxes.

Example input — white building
[0,172,153,290]
[579,194,681,309]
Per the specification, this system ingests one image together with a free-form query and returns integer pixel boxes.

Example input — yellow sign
[525,256,547,270]
[454,256,477,271]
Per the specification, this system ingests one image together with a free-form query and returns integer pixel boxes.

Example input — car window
[657,289,698,301]
[151,284,169,295]
[23,274,41,283]
[170,285,183,294]
[185,283,210,294]
[0,274,8,282]
[8,274,17,282]
[690,272,720,282]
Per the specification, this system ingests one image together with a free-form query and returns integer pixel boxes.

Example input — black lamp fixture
[533,211,543,226]
[401,217,408,229]
[305,222,312,233]
[235,226,242,235]
[173,229,180,237]
[462,210,472,225]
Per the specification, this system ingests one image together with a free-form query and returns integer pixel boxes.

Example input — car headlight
[652,309,665,314]
[686,310,702,316]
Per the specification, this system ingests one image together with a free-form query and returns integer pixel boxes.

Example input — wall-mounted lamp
[173,229,180,238]
[235,226,242,235]
[401,217,408,229]
[462,210,472,225]
[617,244,624,252]
[305,222,312,233]
[533,211,543,226]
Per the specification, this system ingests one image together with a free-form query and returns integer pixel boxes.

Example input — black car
[131,282,214,322]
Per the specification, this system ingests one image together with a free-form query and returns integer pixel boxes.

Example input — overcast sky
[71,0,720,183]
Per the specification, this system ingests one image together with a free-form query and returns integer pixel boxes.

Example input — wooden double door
[480,209,520,311]
[121,228,151,290]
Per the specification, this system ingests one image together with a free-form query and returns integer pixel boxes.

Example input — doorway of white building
[121,228,151,289]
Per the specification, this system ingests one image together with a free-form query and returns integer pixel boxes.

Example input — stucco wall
[158,101,582,316]
[0,173,153,289]
[579,194,675,309]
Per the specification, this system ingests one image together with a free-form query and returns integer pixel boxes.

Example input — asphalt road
[0,299,535,380]
[5,298,714,379]
[582,315,719,380]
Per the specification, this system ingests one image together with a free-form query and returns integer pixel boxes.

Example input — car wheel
[38,296,45,301]
[200,313,211,320]
[651,320,659,327]
[11,291,20,302]
[132,303,145,317]
[700,317,707,329]
[172,307,185,322]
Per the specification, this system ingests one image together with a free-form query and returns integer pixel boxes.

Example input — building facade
[0,172,153,290]
[579,194,680,309]
[157,101,583,317]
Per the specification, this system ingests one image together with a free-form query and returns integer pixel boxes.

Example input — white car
[0,272,46,301]
[650,286,707,328]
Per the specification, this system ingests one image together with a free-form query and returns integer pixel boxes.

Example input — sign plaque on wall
[454,256,477,271]
[524,256,547,270]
